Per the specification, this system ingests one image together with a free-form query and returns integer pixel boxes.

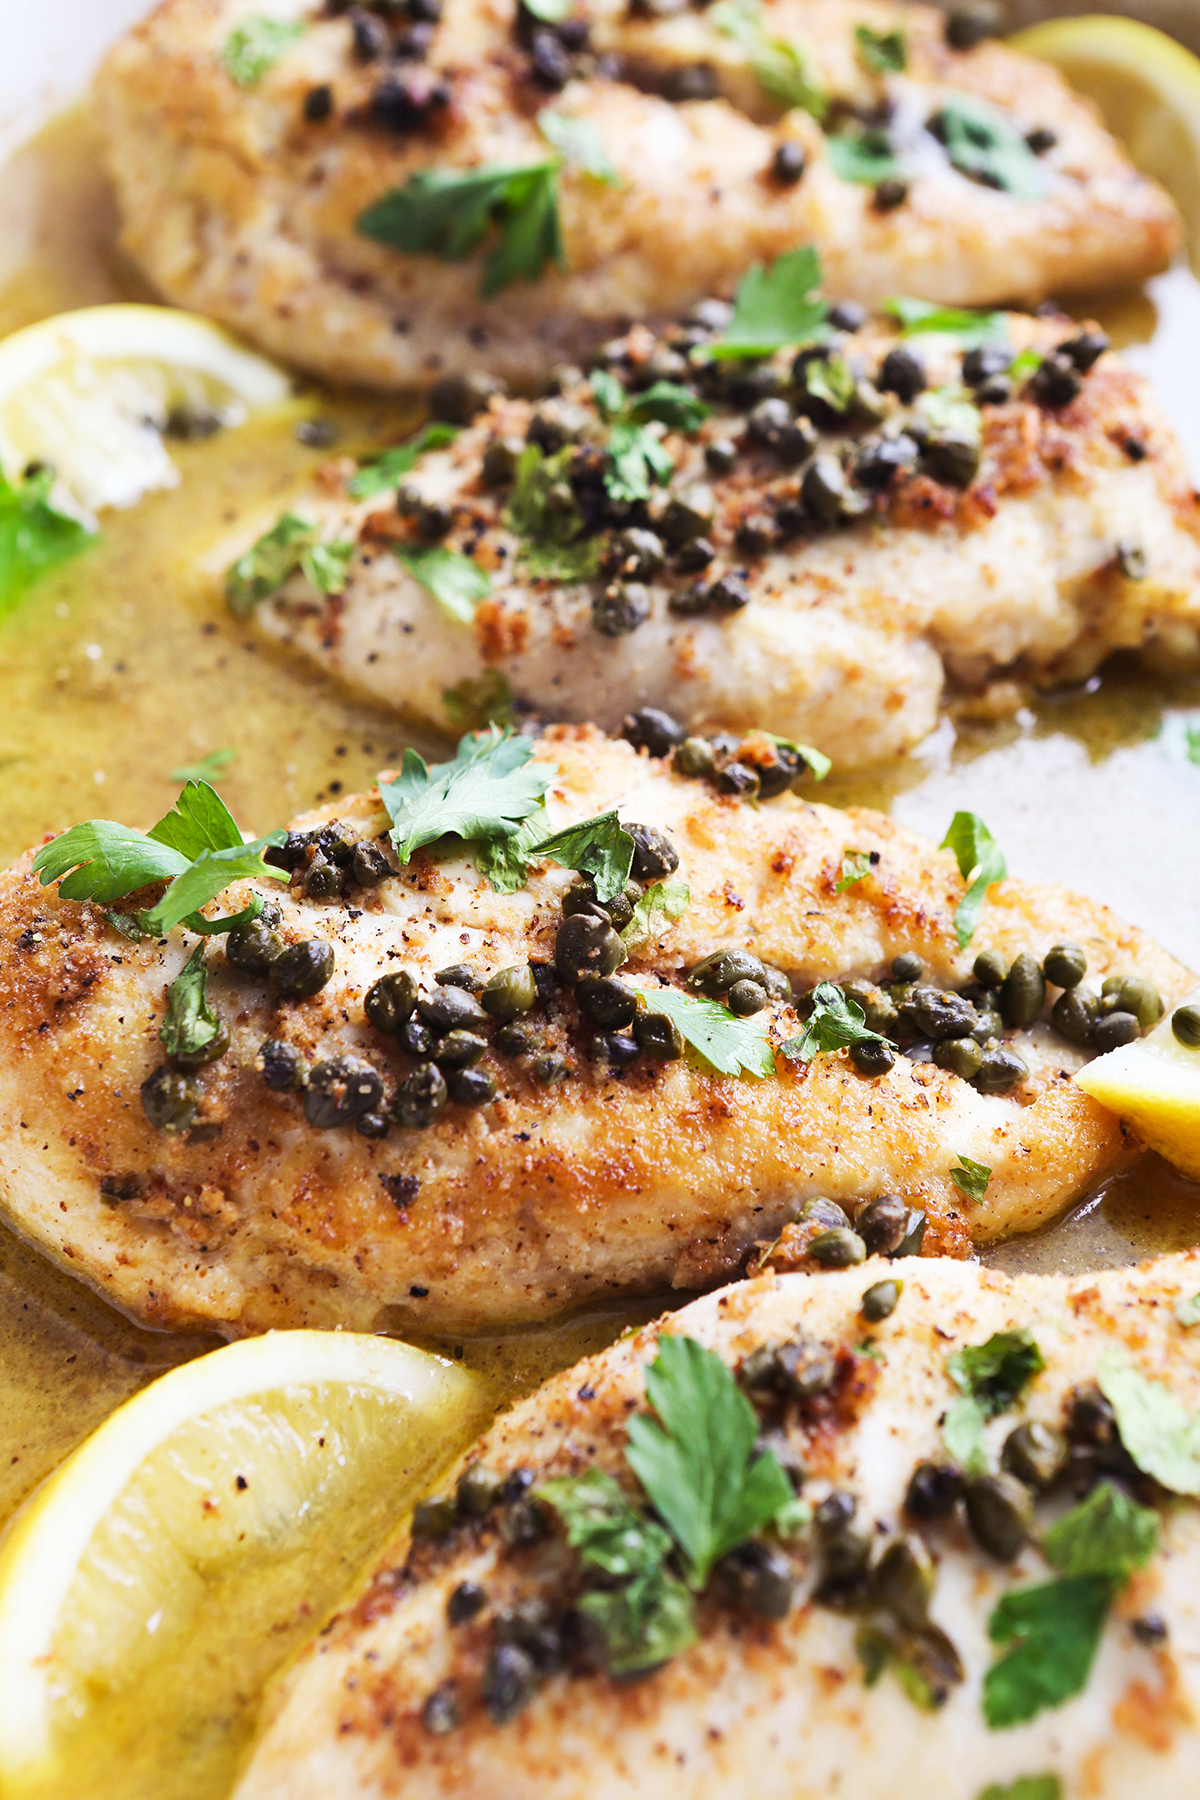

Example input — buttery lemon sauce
[2,102,1200,1559]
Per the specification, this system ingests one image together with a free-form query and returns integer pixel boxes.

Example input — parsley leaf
[931,93,1046,199]
[948,1329,1043,1418]
[855,23,906,71]
[159,943,223,1060]
[441,669,514,731]
[836,850,874,894]
[886,297,1006,346]
[377,727,552,867]
[225,513,355,614]
[983,1575,1111,1728]
[221,15,305,87]
[1174,1292,1200,1327]
[169,749,235,785]
[1042,1481,1159,1582]
[503,444,602,582]
[605,422,674,504]
[641,987,776,1079]
[769,733,831,781]
[140,843,283,936]
[950,1155,991,1203]
[539,1468,673,1579]
[578,1574,698,1673]
[778,980,887,1063]
[396,545,491,623]
[625,383,710,432]
[827,128,910,186]
[943,1397,988,1475]
[800,353,855,414]
[625,1336,795,1588]
[537,108,620,184]
[593,380,708,504]
[621,880,690,950]
[710,0,827,118]
[356,162,565,298]
[709,247,829,360]
[941,811,1006,948]
[347,424,458,500]
[918,387,982,446]
[34,822,188,906]
[0,467,94,612]
[532,810,635,904]
[978,1778,1062,1800]
[1098,1349,1200,1495]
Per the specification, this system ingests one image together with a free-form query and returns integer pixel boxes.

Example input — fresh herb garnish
[941,811,1006,948]
[836,851,874,894]
[591,376,709,503]
[769,733,831,781]
[778,980,888,1063]
[800,354,855,414]
[826,128,910,186]
[0,467,94,612]
[160,944,223,1060]
[641,988,777,1078]
[221,15,305,87]
[622,881,690,949]
[1098,1349,1200,1495]
[855,23,906,72]
[626,1335,797,1588]
[1042,1481,1159,1582]
[624,383,711,432]
[950,1154,991,1203]
[605,421,675,504]
[396,545,491,623]
[943,1326,1042,1474]
[33,781,286,936]
[979,1776,1062,1800]
[169,749,236,785]
[1187,720,1200,765]
[503,444,602,581]
[1174,1292,1200,1327]
[918,386,983,446]
[225,513,355,614]
[984,1576,1110,1728]
[441,669,514,730]
[885,297,1006,346]
[356,161,565,298]
[347,424,458,500]
[931,93,1046,199]
[710,0,827,118]
[709,247,829,360]
[537,109,620,184]
[377,727,551,868]
[531,810,635,903]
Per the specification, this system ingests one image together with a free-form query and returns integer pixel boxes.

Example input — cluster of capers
[687,947,790,1017]
[621,704,823,799]
[1022,941,1165,1053]
[318,0,453,131]
[772,1192,928,1274]
[263,819,392,902]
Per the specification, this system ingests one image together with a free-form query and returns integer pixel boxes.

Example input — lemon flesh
[0,1330,487,1800]
[1076,984,1200,1179]
[0,304,292,518]
[1009,15,1200,265]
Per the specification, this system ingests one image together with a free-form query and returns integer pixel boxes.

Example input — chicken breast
[233,309,1200,768]
[0,727,1189,1337]
[237,1251,1200,1800]
[93,0,1179,390]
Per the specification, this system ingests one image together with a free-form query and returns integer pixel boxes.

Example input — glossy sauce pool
[2,103,1200,1544]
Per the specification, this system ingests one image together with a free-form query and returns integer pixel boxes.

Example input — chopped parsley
[826,128,910,186]
[984,1576,1111,1729]
[979,1777,1062,1800]
[221,15,305,87]
[356,161,565,297]
[800,353,855,414]
[709,247,829,360]
[885,297,1006,346]
[396,545,491,623]
[503,444,602,582]
[591,374,709,503]
[778,980,888,1063]
[225,513,355,614]
[377,727,551,868]
[532,810,634,902]
[943,1326,1042,1475]
[1098,1349,1200,1495]
[347,424,458,500]
[0,466,94,612]
[169,749,235,785]
[641,987,777,1078]
[440,669,514,731]
[855,24,906,72]
[836,851,875,894]
[710,0,827,118]
[160,944,223,1060]
[624,383,711,433]
[622,881,690,950]
[918,387,982,445]
[605,421,675,505]
[1042,1481,1159,1583]
[941,811,1006,948]
[950,1154,991,1203]
[931,93,1046,199]
[537,109,619,185]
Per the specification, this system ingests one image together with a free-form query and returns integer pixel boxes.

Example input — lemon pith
[1076,984,1200,1179]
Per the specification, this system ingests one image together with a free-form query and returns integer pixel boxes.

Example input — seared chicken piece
[237,1252,1200,1800]
[235,310,1200,767]
[93,0,1179,390]
[0,727,1189,1336]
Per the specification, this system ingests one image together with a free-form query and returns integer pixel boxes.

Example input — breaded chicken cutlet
[94,0,1180,390]
[0,726,1189,1337]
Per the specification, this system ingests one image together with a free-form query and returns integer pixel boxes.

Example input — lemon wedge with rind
[0,1330,487,1800]
[1009,16,1200,265]
[0,304,293,520]
[1076,983,1200,1179]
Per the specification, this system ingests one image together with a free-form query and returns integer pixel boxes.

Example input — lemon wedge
[0,304,293,520]
[1075,984,1200,1179]
[0,1330,487,1800]
[1009,15,1200,264]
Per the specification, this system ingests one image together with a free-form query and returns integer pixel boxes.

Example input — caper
[576,975,637,1028]
[964,1473,1033,1561]
[270,940,335,1000]
[1001,1420,1067,1491]
[600,885,638,933]
[797,1195,852,1233]
[770,138,807,184]
[499,1497,548,1550]
[609,527,665,580]
[532,1051,570,1084]
[435,1030,488,1069]
[1172,1004,1200,1049]
[923,433,980,488]
[932,1036,983,1079]
[418,985,488,1032]
[759,965,792,1002]
[674,737,716,779]
[621,706,685,758]
[801,455,846,525]
[851,1039,897,1076]
[718,762,761,799]
[774,1337,838,1398]
[305,1056,384,1129]
[555,912,625,985]
[1110,976,1164,1032]
[592,582,651,637]
[421,1684,459,1735]
[1043,942,1086,989]
[429,369,504,424]
[226,917,284,975]
[626,822,679,880]
[391,1062,448,1129]
[904,1460,963,1519]
[893,1207,927,1257]
[356,1110,389,1138]
[715,1541,796,1619]
[140,1065,199,1134]
[870,1536,934,1627]
[815,1490,856,1534]
[907,987,977,1041]
[1030,352,1083,408]
[973,947,1007,987]
[843,979,898,1036]
[482,1643,538,1726]
[257,1038,307,1091]
[815,1527,873,1606]
[481,964,537,1020]
[561,881,604,919]
[701,571,753,613]
[861,1278,901,1322]
[973,1043,1028,1093]
[754,745,805,799]
[264,828,313,873]
[435,963,484,991]
[495,1021,540,1057]
[351,841,392,886]
[945,0,1000,46]
[892,953,923,982]
[302,852,343,900]
[856,1194,908,1255]
[962,344,1012,389]
[1051,985,1099,1046]
[704,437,738,474]
[494,1593,561,1669]
[410,1494,456,1540]
[1095,1010,1140,1052]
[688,948,766,995]
[634,1011,684,1060]
[972,1003,1005,1044]
[315,821,358,866]
[1000,952,1046,1027]
[365,970,419,1035]
[447,1580,487,1626]
[447,1067,497,1106]
[481,434,525,487]
[456,1461,503,1517]
[400,1016,437,1057]
[808,1227,867,1269]
[727,978,768,1017]
[595,1030,640,1068]
[660,485,715,546]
